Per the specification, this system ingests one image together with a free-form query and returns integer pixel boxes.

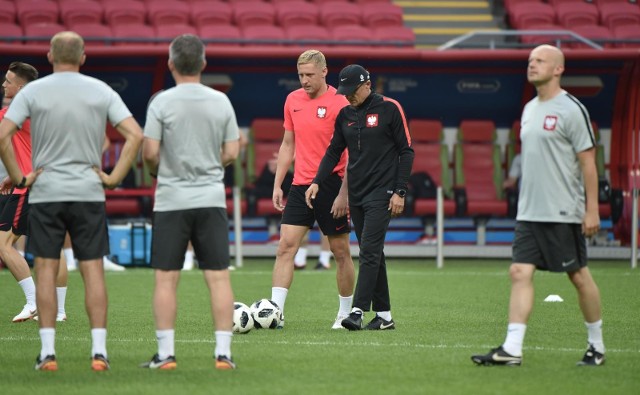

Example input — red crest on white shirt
[543,115,558,131]
[366,114,378,127]
[316,107,327,118]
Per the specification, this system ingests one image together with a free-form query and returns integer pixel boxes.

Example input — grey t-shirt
[144,83,240,211]
[5,72,132,203]
[517,90,595,223]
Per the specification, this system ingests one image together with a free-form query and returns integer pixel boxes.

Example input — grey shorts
[512,221,587,272]
[151,207,230,271]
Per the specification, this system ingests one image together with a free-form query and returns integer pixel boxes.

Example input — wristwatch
[395,188,407,198]
[16,176,27,189]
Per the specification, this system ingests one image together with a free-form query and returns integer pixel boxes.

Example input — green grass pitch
[0,259,638,395]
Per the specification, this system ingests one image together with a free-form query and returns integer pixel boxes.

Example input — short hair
[50,31,84,65]
[8,62,38,83]
[169,34,205,76]
[297,49,326,70]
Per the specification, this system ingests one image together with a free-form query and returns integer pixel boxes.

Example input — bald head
[49,31,85,66]
[531,45,565,68]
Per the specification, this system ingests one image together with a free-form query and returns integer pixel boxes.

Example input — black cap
[336,64,370,96]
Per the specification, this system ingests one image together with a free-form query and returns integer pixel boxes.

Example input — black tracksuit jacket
[314,92,414,206]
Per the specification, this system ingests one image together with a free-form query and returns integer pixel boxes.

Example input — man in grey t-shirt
[472,45,605,367]
[0,31,143,371]
[141,34,239,370]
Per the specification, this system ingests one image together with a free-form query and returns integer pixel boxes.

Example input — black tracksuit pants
[350,199,392,312]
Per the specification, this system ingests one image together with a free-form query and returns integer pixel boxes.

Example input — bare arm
[96,117,143,188]
[221,139,240,167]
[272,130,295,211]
[577,147,600,236]
[142,137,160,177]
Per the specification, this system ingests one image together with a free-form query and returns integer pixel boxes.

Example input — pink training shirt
[283,85,348,186]
[0,107,32,195]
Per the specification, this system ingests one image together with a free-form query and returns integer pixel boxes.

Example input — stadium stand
[146,0,190,27]
[198,24,242,46]
[16,0,59,26]
[242,25,286,45]
[555,2,600,28]
[373,26,416,47]
[23,22,65,45]
[361,3,404,28]
[285,25,331,44]
[598,2,640,28]
[570,25,615,48]
[59,0,104,28]
[275,2,320,27]
[613,24,640,47]
[189,1,233,28]
[0,23,22,45]
[330,25,373,45]
[111,24,155,46]
[508,2,556,29]
[103,1,146,27]
[71,23,113,46]
[155,24,198,42]
[233,1,277,28]
[0,0,16,24]
[319,2,362,28]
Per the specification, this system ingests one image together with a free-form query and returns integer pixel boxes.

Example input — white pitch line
[1,336,637,354]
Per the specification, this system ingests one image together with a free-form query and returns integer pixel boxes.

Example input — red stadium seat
[60,0,103,28]
[233,1,276,28]
[599,2,640,28]
[71,23,113,46]
[242,25,286,45]
[104,1,146,27]
[330,25,373,45]
[275,2,319,27]
[285,25,330,44]
[17,0,60,26]
[508,2,555,29]
[189,1,233,28]
[373,26,415,47]
[519,24,568,45]
[155,24,198,43]
[24,22,65,45]
[613,24,640,48]
[247,118,284,217]
[319,2,362,28]
[0,1,17,24]
[309,0,351,3]
[361,3,404,28]
[555,2,599,28]
[112,24,155,46]
[198,25,242,46]
[147,0,190,27]
[571,25,614,48]
[0,23,23,45]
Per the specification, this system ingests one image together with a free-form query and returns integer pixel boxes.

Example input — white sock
[40,328,55,359]
[502,323,527,357]
[271,287,288,315]
[586,320,605,354]
[91,328,107,358]
[184,250,194,265]
[319,251,331,266]
[156,329,175,359]
[376,311,392,321]
[18,277,36,307]
[214,330,233,358]
[338,295,352,316]
[63,248,75,268]
[351,307,363,315]
[56,287,67,316]
[294,248,307,266]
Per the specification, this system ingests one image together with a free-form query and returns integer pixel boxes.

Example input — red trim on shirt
[382,96,411,146]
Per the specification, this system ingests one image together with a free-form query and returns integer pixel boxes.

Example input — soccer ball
[250,299,282,329]
[233,302,254,334]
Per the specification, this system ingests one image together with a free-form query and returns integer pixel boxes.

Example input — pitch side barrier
[1,45,638,262]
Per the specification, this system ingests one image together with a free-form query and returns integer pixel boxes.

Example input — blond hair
[297,49,326,69]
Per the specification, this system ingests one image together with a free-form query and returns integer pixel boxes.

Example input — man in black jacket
[305,64,414,330]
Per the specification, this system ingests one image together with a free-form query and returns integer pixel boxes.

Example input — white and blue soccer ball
[250,299,282,329]
[233,302,254,334]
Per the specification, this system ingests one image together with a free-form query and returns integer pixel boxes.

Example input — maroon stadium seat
[599,2,640,28]
[613,24,640,47]
[319,2,362,28]
[147,0,190,27]
[361,3,404,28]
[247,119,285,217]
[0,23,23,45]
[233,1,276,28]
[111,24,155,46]
[17,0,60,26]
[155,24,198,43]
[0,0,17,24]
[104,1,146,27]
[508,2,555,29]
[570,25,614,48]
[330,25,373,45]
[242,25,286,45]
[519,24,567,45]
[189,1,233,28]
[555,2,599,28]
[24,22,65,45]
[275,2,319,27]
[373,26,415,47]
[60,0,103,28]
[285,25,330,44]
[198,25,242,46]
[70,23,113,46]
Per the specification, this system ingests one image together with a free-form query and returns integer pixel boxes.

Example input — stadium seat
[0,0,17,24]
[373,26,416,47]
[285,25,330,45]
[198,25,242,46]
[599,2,640,28]
[24,22,65,45]
[155,24,198,43]
[103,1,146,27]
[408,119,456,218]
[233,1,276,28]
[454,120,507,218]
[555,2,599,28]
[570,25,614,48]
[147,0,190,27]
[352,0,394,3]
[319,2,361,28]
[0,23,23,45]
[505,120,521,177]
[60,0,103,27]
[361,3,404,28]
[613,24,640,47]
[189,1,233,28]
[71,23,113,46]
[519,24,567,45]
[330,25,373,45]
[17,0,60,26]
[508,2,555,29]
[111,24,155,46]
[242,25,286,45]
[275,1,319,27]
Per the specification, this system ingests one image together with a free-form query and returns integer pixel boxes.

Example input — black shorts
[28,202,109,260]
[0,193,29,235]
[512,221,587,272]
[281,173,350,236]
[151,207,230,271]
